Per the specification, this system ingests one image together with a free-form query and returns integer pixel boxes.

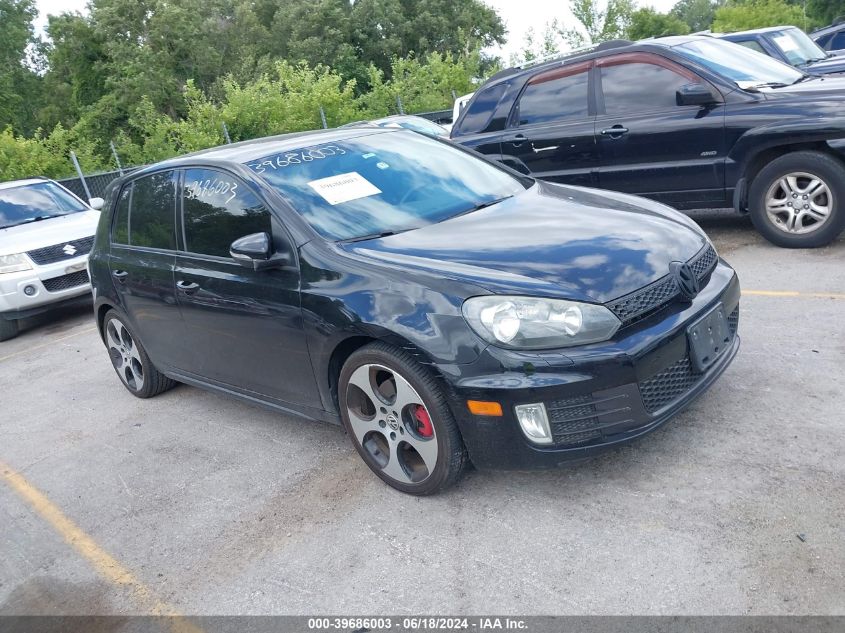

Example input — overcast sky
[34,0,679,59]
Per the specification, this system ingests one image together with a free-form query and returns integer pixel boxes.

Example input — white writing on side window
[187,178,238,204]
[307,172,382,205]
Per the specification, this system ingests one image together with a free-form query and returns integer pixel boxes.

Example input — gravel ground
[1,210,843,616]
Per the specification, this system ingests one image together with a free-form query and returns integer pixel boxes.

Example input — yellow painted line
[744,290,845,300]
[1,460,202,632]
[0,326,98,364]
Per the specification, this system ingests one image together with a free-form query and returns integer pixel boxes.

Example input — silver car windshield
[0,182,87,230]
[675,38,804,89]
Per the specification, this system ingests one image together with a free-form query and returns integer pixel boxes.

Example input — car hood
[0,210,100,256]
[803,56,845,74]
[341,182,707,303]
[759,75,845,96]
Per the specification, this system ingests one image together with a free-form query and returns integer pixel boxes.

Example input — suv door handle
[176,280,200,295]
[600,125,629,138]
[509,133,527,147]
[112,270,128,281]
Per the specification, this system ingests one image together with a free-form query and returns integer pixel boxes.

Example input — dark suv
[451,35,845,248]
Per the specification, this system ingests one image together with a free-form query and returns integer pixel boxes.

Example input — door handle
[600,125,629,138]
[509,133,527,147]
[112,269,128,281]
[176,280,200,295]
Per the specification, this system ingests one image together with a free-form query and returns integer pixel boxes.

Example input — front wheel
[749,151,845,248]
[338,342,468,495]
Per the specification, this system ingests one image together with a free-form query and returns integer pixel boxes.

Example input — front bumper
[440,260,741,470]
[0,255,92,320]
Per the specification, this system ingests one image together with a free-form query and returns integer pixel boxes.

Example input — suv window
[112,171,177,249]
[456,83,507,134]
[516,69,589,126]
[735,40,767,55]
[182,168,272,258]
[831,31,845,50]
[600,62,691,115]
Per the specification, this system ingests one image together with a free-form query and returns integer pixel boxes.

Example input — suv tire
[0,318,19,342]
[749,151,845,248]
[338,342,468,495]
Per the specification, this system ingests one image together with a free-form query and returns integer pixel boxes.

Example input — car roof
[0,177,49,191]
[811,22,845,36]
[719,25,796,37]
[135,127,395,175]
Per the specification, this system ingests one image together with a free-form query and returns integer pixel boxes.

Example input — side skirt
[163,369,341,426]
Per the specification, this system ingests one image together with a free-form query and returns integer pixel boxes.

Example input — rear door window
[125,171,177,250]
[181,168,272,258]
[515,68,590,126]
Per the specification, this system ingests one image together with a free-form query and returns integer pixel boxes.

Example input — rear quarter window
[454,83,508,135]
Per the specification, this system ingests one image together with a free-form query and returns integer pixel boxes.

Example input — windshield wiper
[454,195,514,218]
[341,228,413,243]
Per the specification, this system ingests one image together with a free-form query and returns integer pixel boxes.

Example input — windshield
[0,181,87,229]
[246,130,527,241]
[674,38,804,88]
[769,28,828,65]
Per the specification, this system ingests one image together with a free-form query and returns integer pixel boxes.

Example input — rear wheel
[103,310,176,398]
[749,151,845,248]
[338,342,467,495]
[0,318,19,342]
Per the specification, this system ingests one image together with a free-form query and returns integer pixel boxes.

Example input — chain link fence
[56,168,141,200]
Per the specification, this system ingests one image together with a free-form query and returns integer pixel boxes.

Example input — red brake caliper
[414,405,434,437]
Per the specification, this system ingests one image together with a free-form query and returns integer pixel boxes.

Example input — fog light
[514,403,552,444]
[23,285,36,296]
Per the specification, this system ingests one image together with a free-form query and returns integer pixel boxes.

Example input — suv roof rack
[513,39,634,71]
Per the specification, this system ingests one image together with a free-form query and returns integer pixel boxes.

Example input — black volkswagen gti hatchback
[89,128,740,495]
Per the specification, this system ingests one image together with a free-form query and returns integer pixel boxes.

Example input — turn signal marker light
[467,400,503,417]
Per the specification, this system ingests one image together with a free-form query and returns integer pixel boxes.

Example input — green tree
[670,0,723,32]
[0,0,42,134]
[627,8,691,39]
[560,0,635,48]
[512,21,562,65]
[713,0,807,32]
[805,0,845,26]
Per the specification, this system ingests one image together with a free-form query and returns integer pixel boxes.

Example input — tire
[749,151,845,248]
[102,309,176,398]
[338,342,468,495]
[0,318,19,342]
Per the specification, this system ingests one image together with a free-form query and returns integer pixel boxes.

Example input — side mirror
[230,232,290,271]
[676,83,718,107]
[89,197,105,210]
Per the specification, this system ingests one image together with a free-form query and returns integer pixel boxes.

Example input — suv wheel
[749,151,845,247]
[338,342,468,495]
[103,310,176,398]
[0,318,19,342]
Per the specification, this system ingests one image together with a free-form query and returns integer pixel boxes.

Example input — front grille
[639,305,739,413]
[26,236,95,265]
[607,244,718,327]
[42,270,90,292]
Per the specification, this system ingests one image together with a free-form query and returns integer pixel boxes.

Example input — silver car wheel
[765,171,832,235]
[345,363,438,485]
[106,317,145,392]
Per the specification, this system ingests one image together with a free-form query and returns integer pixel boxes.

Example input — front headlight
[0,253,32,274]
[462,295,621,349]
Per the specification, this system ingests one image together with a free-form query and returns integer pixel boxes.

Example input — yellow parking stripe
[1,460,202,631]
[744,290,845,299]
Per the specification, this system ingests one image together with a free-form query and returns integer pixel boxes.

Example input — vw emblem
[62,243,77,256]
[386,413,400,430]
[670,261,700,301]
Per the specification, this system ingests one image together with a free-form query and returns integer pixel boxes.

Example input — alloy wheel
[345,363,438,485]
[106,317,145,392]
[765,171,832,235]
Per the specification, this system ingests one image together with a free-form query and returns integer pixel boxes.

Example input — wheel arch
[737,142,843,212]
[325,331,451,414]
